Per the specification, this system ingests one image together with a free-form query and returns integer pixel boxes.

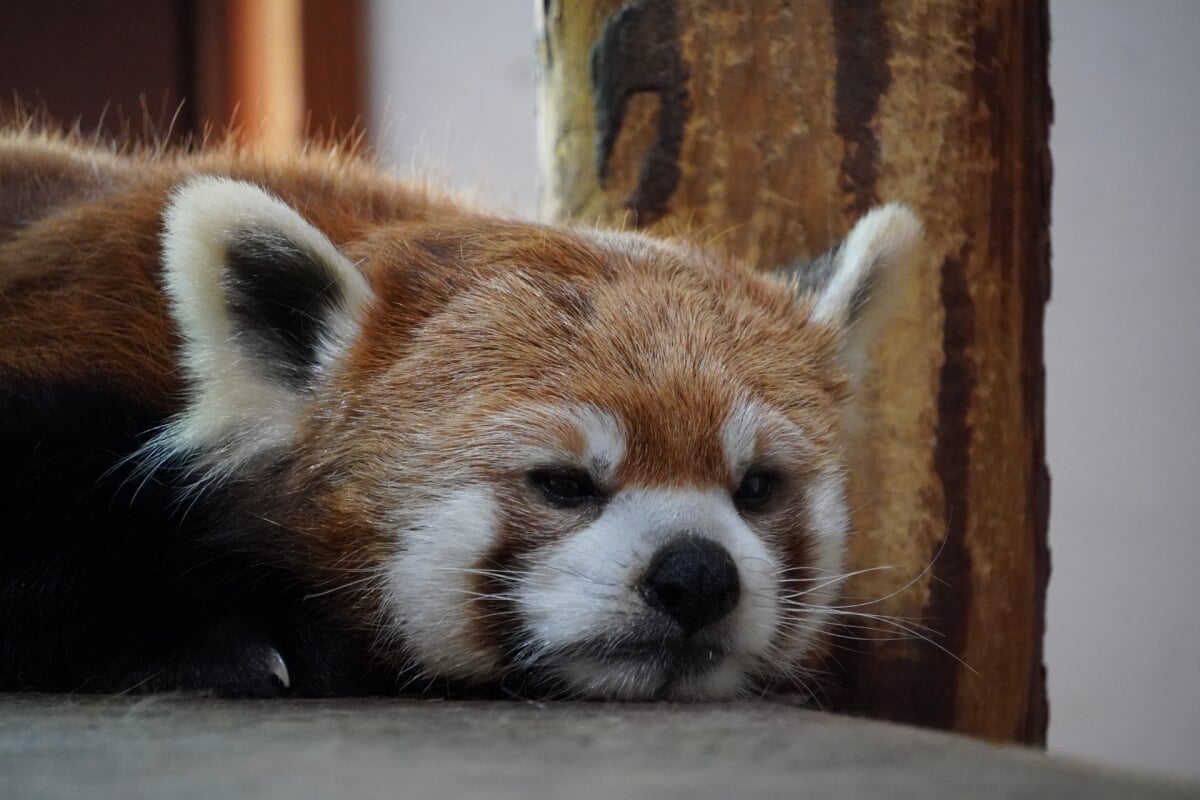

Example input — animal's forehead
[368,224,846,476]
[404,234,841,384]
[458,241,805,347]
[382,220,809,343]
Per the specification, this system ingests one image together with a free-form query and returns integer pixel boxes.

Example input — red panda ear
[158,177,373,475]
[784,202,923,330]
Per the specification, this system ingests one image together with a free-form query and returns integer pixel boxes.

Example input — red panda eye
[529,468,604,508]
[734,471,775,511]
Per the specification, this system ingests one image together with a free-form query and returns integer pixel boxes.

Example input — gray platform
[0,695,1195,799]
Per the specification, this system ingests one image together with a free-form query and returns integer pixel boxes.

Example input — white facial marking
[721,401,762,481]
[383,485,502,680]
[802,471,852,602]
[565,404,626,486]
[486,403,626,484]
[517,487,779,699]
[807,473,850,542]
[721,399,814,478]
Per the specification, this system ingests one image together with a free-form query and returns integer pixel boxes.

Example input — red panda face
[157,179,921,699]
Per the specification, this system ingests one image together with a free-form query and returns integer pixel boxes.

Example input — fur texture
[0,126,921,699]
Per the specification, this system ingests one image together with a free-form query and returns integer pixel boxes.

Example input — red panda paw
[140,614,293,698]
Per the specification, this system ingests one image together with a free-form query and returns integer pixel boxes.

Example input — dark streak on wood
[1016,1,1053,745]
[835,248,981,727]
[589,0,688,226]
[831,0,891,217]
[540,0,554,70]
[969,5,1051,743]
[925,250,977,730]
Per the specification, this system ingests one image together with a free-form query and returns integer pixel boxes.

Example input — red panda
[0,125,921,700]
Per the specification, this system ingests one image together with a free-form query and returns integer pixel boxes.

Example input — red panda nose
[640,538,741,635]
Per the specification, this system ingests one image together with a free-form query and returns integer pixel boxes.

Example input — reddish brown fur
[1,124,853,684]
[321,223,849,665]
[0,129,459,400]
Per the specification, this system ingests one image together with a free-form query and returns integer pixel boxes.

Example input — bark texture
[536,0,1051,744]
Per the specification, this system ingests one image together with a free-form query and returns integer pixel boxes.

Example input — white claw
[266,648,291,689]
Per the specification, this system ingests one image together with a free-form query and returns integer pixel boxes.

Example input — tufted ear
[783,202,923,330]
[158,177,373,474]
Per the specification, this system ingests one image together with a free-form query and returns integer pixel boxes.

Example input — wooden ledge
[1,696,1194,799]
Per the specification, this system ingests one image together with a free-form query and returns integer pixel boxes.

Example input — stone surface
[0,696,1195,799]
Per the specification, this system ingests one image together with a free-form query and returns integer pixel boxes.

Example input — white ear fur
[808,202,923,328]
[155,177,373,478]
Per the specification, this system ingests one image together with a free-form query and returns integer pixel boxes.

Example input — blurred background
[3,0,1197,781]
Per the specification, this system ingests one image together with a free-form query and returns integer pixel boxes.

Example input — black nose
[640,538,740,635]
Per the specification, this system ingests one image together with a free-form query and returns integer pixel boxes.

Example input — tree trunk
[536,0,1051,745]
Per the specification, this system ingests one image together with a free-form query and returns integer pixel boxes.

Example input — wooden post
[536,0,1051,744]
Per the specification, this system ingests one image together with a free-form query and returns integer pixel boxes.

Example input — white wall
[366,0,539,215]
[1046,0,1200,780]
[366,0,1200,781]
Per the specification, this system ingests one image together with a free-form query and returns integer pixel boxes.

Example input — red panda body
[0,127,920,699]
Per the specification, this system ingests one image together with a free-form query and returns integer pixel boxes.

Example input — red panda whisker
[318,565,385,575]
[774,562,899,585]
[778,601,939,631]
[774,558,944,617]
[791,607,974,673]
[425,566,526,580]
[774,617,920,643]
[781,587,940,618]
[774,573,864,599]
[302,574,385,601]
